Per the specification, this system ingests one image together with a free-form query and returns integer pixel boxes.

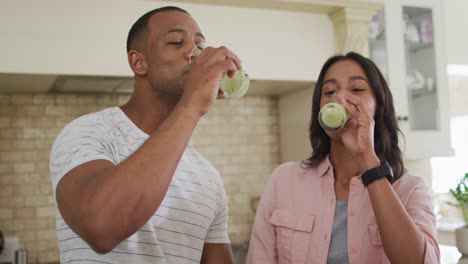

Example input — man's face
[142,11,205,98]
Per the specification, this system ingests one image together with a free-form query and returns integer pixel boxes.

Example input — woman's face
[320,59,376,118]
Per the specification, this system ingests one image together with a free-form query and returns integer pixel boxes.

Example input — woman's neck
[329,142,362,187]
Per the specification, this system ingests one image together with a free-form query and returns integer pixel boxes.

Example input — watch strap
[361,161,393,187]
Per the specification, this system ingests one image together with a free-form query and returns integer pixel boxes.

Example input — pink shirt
[246,159,440,264]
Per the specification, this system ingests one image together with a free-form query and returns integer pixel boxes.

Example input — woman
[246,52,439,264]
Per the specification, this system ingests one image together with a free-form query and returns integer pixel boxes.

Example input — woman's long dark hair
[302,52,405,180]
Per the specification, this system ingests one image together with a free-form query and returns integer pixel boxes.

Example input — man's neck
[120,87,179,135]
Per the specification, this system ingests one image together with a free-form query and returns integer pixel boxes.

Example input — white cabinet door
[369,0,453,160]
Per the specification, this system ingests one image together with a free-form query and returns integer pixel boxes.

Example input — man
[49,6,240,263]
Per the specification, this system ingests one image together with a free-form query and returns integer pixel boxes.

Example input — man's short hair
[126,6,189,53]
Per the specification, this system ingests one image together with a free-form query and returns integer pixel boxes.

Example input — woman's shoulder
[272,161,308,175]
[273,161,303,172]
[269,161,323,184]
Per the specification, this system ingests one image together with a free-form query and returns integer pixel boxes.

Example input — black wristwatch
[361,161,394,187]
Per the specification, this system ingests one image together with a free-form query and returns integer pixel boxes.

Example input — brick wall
[0,93,280,263]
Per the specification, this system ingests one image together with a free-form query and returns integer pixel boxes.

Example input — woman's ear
[128,50,147,76]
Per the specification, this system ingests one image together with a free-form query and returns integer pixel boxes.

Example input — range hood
[0,73,314,96]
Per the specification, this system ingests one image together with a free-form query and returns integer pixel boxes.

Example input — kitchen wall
[445,0,468,65]
[0,93,280,263]
[279,87,314,162]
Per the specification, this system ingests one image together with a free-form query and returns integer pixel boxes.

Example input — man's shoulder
[49,107,122,188]
[56,107,122,137]
[51,107,122,156]
[66,107,119,127]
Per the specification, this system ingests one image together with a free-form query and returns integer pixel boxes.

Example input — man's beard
[150,67,190,100]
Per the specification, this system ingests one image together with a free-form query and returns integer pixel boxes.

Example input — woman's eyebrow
[350,76,369,83]
[322,78,337,85]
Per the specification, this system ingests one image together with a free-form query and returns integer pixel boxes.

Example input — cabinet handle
[397,116,409,121]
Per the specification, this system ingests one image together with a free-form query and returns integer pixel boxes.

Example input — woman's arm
[337,91,439,263]
[366,167,440,264]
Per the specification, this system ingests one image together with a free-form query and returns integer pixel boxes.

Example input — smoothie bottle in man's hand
[189,43,250,99]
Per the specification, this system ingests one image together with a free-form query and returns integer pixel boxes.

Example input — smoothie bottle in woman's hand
[319,94,348,131]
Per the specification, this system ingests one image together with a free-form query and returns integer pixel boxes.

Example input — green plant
[449,173,468,225]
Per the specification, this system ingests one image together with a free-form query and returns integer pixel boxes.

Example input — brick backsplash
[0,93,280,263]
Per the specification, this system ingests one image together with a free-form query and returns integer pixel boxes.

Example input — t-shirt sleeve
[49,116,115,197]
[205,184,230,244]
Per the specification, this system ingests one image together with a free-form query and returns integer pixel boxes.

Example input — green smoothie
[219,70,250,99]
[319,102,348,131]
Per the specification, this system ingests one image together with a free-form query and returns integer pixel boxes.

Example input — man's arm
[201,243,234,264]
[55,105,200,254]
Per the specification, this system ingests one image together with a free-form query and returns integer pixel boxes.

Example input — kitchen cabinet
[369,0,453,160]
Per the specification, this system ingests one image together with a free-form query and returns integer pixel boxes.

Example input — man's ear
[128,50,147,76]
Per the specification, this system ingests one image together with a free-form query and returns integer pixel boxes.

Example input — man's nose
[188,43,202,64]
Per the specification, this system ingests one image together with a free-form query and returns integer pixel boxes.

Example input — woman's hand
[336,91,379,169]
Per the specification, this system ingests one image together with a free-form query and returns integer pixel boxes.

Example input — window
[431,115,468,193]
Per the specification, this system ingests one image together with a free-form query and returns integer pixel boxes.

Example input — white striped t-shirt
[49,107,230,264]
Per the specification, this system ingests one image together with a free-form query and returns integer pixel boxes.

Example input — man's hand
[180,46,242,117]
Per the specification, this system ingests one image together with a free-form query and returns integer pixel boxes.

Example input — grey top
[327,200,349,264]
